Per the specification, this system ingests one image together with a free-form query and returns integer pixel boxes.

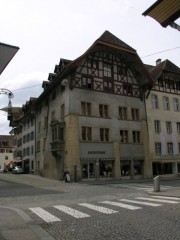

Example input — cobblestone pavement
[0,174,180,240]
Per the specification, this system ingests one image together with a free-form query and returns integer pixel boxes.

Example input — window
[178,143,180,153]
[27,133,30,142]
[166,122,172,134]
[51,111,56,122]
[26,147,30,156]
[99,104,108,118]
[43,138,46,151]
[87,59,97,68]
[82,76,92,89]
[119,107,127,120]
[154,120,161,133]
[155,143,161,155]
[177,122,180,134]
[104,80,113,93]
[61,104,65,119]
[82,127,92,141]
[120,130,128,143]
[118,65,127,76]
[31,146,34,155]
[38,121,41,133]
[173,98,179,112]
[163,96,169,110]
[31,118,34,126]
[100,128,109,142]
[23,135,26,144]
[44,116,48,129]
[152,95,158,109]
[36,140,41,152]
[52,125,64,142]
[132,131,140,143]
[167,143,173,154]
[131,108,139,121]
[5,156,8,160]
[81,102,91,116]
[31,131,34,140]
[123,84,132,96]
[103,64,112,77]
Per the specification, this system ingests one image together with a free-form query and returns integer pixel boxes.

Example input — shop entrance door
[82,162,95,179]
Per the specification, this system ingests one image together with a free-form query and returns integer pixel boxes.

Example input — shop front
[121,158,144,179]
[80,143,114,180]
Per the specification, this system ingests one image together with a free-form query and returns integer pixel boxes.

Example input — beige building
[145,59,180,176]
[0,135,14,170]
[35,31,152,181]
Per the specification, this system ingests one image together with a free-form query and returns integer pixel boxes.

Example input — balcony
[50,140,64,158]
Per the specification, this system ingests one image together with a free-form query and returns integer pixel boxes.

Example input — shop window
[119,107,127,120]
[99,161,112,178]
[134,162,142,175]
[121,161,130,176]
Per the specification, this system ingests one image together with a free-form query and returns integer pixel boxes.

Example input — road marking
[53,205,90,218]
[29,207,60,223]
[79,203,118,214]
[151,196,180,201]
[136,197,179,204]
[119,199,161,207]
[100,200,141,210]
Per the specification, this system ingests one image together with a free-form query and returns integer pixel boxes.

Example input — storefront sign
[80,143,113,158]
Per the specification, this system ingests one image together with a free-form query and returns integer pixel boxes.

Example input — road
[0,174,180,240]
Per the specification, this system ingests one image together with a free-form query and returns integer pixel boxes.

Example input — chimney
[156,59,161,65]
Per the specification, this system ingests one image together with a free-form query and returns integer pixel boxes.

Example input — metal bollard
[153,176,160,192]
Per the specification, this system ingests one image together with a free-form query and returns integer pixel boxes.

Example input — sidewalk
[0,206,55,240]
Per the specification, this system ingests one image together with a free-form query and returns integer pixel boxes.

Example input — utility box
[153,176,160,192]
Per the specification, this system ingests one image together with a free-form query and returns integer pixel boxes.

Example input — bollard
[153,176,160,192]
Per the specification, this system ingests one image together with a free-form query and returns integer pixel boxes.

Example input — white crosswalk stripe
[100,200,141,210]
[29,196,180,223]
[136,197,180,204]
[119,199,162,207]
[29,207,61,223]
[53,205,90,218]
[78,203,118,214]
[151,196,180,201]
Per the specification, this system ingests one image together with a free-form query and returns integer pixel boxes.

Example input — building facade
[35,31,152,181]
[0,135,14,170]
[145,59,180,176]
[12,98,36,173]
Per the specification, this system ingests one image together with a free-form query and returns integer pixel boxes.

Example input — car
[12,166,24,174]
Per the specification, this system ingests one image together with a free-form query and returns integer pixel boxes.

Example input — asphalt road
[0,174,180,240]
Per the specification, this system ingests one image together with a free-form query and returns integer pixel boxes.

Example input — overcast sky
[0,0,180,135]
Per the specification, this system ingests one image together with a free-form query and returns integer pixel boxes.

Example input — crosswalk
[109,183,175,192]
[29,196,180,223]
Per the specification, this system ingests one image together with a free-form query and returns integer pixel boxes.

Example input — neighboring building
[145,59,180,176]
[35,30,153,181]
[0,135,14,170]
[12,98,36,173]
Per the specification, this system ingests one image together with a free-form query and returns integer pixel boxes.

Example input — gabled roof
[36,31,153,103]
[149,59,180,80]
[0,42,19,75]
[97,30,136,52]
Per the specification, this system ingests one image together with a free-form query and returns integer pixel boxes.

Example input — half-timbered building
[35,30,153,181]
[145,59,180,176]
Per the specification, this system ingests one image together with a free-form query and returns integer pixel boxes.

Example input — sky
[0,0,180,135]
